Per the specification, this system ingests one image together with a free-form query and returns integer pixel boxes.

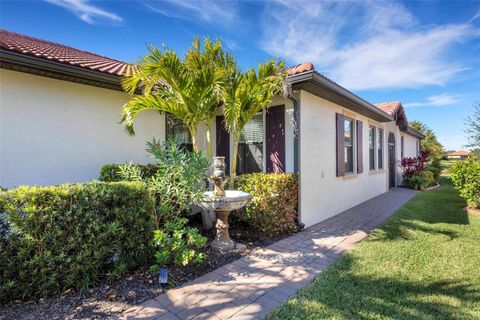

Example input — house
[447,150,471,160]
[0,29,424,227]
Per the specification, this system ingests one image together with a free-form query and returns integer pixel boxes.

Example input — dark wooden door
[216,116,230,174]
[388,133,396,188]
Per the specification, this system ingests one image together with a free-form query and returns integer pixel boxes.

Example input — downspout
[287,90,304,230]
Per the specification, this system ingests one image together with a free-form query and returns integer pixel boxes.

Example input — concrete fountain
[198,157,251,250]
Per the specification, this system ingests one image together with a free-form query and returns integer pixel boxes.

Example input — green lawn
[268,177,480,320]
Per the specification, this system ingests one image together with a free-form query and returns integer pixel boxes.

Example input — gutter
[404,126,426,139]
[288,71,394,122]
[0,49,123,91]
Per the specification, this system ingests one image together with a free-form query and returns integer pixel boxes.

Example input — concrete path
[120,188,417,320]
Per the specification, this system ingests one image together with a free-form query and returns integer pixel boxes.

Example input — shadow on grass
[371,176,469,242]
[271,254,479,320]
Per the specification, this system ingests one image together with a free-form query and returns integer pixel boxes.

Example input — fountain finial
[210,156,226,198]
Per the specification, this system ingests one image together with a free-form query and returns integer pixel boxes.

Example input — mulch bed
[0,215,288,320]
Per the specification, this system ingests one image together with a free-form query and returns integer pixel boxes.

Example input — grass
[268,176,480,320]
[440,160,457,174]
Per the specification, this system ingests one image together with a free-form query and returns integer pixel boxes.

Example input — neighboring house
[0,30,424,227]
[447,150,471,160]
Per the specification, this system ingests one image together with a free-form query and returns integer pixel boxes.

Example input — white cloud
[404,93,464,107]
[142,0,237,27]
[261,0,479,90]
[44,0,123,25]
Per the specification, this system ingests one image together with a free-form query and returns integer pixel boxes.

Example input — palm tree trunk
[229,138,239,189]
[190,126,199,153]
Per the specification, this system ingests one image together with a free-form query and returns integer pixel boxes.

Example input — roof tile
[0,29,131,76]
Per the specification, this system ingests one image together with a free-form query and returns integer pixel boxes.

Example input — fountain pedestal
[212,210,234,250]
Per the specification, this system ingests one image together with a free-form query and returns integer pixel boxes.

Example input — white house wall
[299,91,388,228]
[403,134,419,158]
[0,69,165,188]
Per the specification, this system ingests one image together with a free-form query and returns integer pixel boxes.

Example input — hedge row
[451,159,480,208]
[234,173,298,237]
[0,182,155,302]
[99,163,158,182]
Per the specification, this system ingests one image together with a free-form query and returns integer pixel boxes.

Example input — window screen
[369,126,375,170]
[377,128,384,169]
[238,112,264,174]
[344,119,354,173]
[165,113,193,151]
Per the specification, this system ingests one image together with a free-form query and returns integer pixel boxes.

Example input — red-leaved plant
[401,150,430,179]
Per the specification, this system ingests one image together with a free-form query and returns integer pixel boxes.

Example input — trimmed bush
[234,173,298,237]
[403,171,434,190]
[99,163,158,182]
[426,158,442,182]
[0,182,155,302]
[451,159,480,208]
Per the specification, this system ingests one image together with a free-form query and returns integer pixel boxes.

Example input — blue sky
[1,0,479,150]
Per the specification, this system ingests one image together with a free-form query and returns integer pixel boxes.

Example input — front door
[388,133,396,188]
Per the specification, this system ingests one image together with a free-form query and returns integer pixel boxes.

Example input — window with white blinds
[165,113,192,145]
[240,113,263,144]
[238,112,264,174]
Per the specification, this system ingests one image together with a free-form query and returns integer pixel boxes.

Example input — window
[416,140,420,155]
[369,126,375,170]
[377,128,384,169]
[238,112,264,174]
[165,113,193,151]
[344,118,354,173]
[401,136,405,159]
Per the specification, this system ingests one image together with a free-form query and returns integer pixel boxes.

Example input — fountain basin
[198,190,251,212]
[197,190,251,251]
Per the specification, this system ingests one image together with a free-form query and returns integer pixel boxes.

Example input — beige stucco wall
[299,91,388,228]
[0,69,165,188]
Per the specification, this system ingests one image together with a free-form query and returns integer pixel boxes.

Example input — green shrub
[451,159,480,208]
[234,173,298,237]
[426,158,442,182]
[403,171,434,190]
[0,182,155,302]
[99,163,158,182]
[150,218,206,271]
[115,139,209,226]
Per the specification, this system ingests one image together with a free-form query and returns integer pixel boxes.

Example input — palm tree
[121,38,224,154]
[222,59,287,183]
[184,37,232,157]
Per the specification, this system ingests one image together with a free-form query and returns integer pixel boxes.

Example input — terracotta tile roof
[0,29,133,76]
[374,101,403,117]
[286,62,314,75]
[449,150,471,156]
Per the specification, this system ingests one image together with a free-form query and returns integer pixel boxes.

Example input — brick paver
[120,188,417,320]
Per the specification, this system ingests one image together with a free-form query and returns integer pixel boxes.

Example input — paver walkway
[121,188,417,320]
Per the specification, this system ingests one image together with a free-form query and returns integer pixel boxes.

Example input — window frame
[369,126,376,171]
[165,113,193,151]
[377,128,384,170]
[344,117,355,174]
[236,111,265,174]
